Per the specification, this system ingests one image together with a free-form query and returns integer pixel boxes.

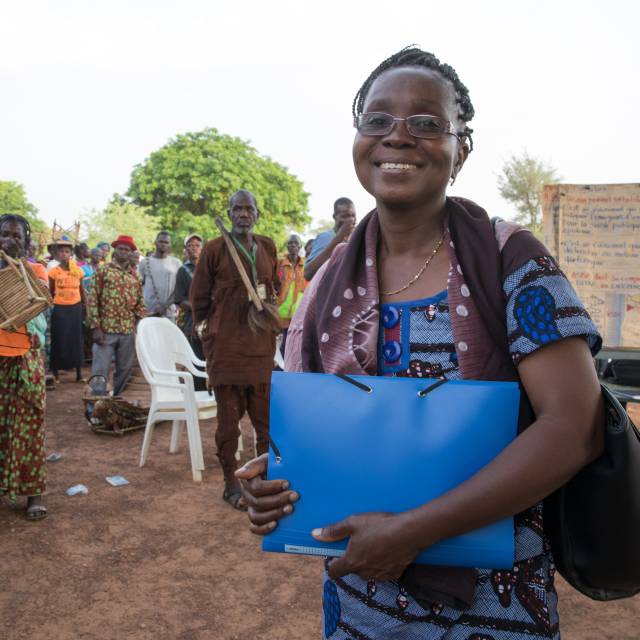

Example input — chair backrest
[274,345,285,370]
[137,317,284,391]
[136,318,197,400]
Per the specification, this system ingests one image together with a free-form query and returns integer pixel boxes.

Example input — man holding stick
[191,190,279,510]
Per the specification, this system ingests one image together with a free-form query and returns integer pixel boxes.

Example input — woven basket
[0,251,52,331]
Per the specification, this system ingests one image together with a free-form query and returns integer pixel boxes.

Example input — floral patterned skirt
[0,348,46,500]
[322,552,559,639]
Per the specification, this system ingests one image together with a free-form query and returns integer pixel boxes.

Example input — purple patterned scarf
[302,197,544,379]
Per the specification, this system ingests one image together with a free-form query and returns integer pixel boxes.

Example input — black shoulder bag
[543,385,640,600]
[488,218,640,601]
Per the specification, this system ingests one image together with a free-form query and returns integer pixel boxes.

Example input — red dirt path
[1,374,639,639]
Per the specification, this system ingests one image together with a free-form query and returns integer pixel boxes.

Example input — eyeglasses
[354,112,460,141]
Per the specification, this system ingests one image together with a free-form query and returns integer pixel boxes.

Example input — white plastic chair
[274,334,285,370]
[136,317,217,482]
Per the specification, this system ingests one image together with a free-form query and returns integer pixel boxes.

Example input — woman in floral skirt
[0,214,48,520]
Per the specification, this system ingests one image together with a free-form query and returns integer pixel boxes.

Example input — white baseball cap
[184,233,203,246]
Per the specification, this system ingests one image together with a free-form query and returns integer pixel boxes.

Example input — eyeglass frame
[353,111,463,143]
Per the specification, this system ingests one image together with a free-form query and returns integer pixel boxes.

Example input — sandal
[222,487,248,512]
[26,502,48,521]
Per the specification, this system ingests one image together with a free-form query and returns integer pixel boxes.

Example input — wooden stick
[214,217,264,311]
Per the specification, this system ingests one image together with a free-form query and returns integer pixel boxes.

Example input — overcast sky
[1,0,638,236]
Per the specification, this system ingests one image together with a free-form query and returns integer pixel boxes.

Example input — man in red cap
[86,235,146,394]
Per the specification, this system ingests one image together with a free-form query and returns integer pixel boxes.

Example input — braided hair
[352,46,475,151]
[0,213,32,253]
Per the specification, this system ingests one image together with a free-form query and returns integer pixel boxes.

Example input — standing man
[87,235,146,395]
[276,233,307,359]
[173,233,206,391]
[191,190,279,510]
[139,231,182,321]
[303,197,356,281]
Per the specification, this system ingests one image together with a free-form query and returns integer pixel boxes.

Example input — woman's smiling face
[352,66,468,209]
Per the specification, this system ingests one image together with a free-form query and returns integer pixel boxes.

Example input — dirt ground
[1,373,639,640]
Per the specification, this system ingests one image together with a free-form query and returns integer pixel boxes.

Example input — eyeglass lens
[357,112,449,139]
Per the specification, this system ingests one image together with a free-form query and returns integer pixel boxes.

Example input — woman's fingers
[312,518,352,542]
[236,453,298,536]
[241,476,292,498]
[248,502,294,527]
[235,453,269,481]
[249,521,278,535]
[236,454,293,498]
[245,492,298,535]
[243,487,298,511]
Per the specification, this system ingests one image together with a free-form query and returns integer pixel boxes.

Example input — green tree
[0,180,47,235]
[497,152,561,236]
[80,195,162,253]
[306,218,334,237]
[127,128,310,249]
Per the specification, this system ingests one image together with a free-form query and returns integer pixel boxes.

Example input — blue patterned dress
[321,257,600,640]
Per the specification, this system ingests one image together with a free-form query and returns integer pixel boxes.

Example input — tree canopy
[0,180,47,235]
[127,128,310,248]
[306,218,334,238]
[80,195,161,252]
[497,152,561,236]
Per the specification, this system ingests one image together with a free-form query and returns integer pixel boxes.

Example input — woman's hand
[235,453,299,535]
[312,512,422,581]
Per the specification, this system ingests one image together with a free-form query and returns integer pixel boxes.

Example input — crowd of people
[0,193,356,519]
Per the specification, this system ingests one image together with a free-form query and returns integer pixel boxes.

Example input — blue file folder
[262,372,519,569]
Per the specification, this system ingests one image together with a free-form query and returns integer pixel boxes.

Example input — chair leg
[185,410,205,482]
[236,423,244,461]
[169,420,182,453]
[139,412,157,467]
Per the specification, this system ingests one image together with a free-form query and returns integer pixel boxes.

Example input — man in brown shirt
[191,190,280,510]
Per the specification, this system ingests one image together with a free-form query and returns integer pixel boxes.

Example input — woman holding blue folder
[237,47,604,639]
